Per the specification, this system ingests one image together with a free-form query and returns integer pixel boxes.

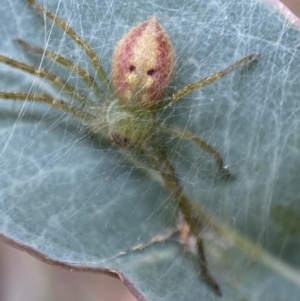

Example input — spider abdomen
[112,17,175,107]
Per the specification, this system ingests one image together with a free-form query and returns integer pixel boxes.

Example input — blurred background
[0,1,299,300]
[283,0,300,16]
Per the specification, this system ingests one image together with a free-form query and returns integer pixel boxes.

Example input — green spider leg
[158,52,260,178]
[0,92,159,187]
[0,54,95,107]
[160,125,232,178]
[28,0,110,87]
[0,92,94,122]
[15,39,104,98]
[165,52,260,106]
[143,142,222,296]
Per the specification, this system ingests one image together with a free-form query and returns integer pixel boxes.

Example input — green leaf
[0,0,300,300]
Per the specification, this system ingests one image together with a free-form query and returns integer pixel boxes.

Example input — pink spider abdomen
[112,17,176,107]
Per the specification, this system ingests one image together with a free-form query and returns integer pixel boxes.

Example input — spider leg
[0,54,95,107]
[166,53,260,106]
[0,92,94,122]
[15,39,103,99]
[28,0,110,87]
[142,143,222,296]
[161,125,232,178]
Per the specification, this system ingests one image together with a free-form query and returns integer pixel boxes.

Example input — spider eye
[129,65,136,72]
[147,69,156,76]
[110,132,131,147]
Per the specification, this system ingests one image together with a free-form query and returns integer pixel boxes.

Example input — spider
[0,0,259,296]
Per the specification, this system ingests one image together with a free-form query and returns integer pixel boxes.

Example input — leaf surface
[0,0,299,300]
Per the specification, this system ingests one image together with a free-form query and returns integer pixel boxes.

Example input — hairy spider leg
[157,53,260,178]
[0,92,155,176]
[0,55,95,107]
[161,125,232,178]
[0,92,94,122]
[143,143,222,296]
[28,0,110,88]
[167,53,260,105]
[15,39,103,99]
